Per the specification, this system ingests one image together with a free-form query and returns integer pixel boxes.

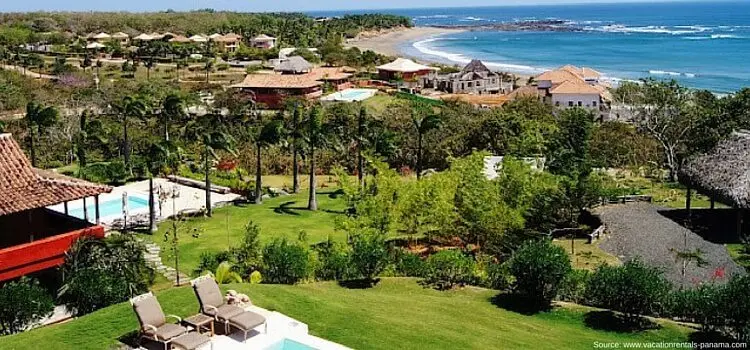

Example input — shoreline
[345,26,534,82]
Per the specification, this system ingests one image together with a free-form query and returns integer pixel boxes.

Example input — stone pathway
[141,240,191,286]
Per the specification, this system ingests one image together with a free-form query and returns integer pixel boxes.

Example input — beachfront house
[0,134,111,282]
[509,65,611,120]
[377,58,438,88]
[231,73,323,108]
[423,59,502,94]
[251,34,277,49]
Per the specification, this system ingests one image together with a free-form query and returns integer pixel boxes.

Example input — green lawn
[553,238,621,271]
[0,278,691,350]
[142,189,348,275]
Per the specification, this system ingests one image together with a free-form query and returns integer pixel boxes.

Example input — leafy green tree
[59,235,154,316]
[0,277,54,335]
[397,171,456,244]
[349,233,388,285]
[547,108,594,178]
[229,221,263,279]
[262,238,312,284]
[24,101,59,167]
[509,239,571,310]
[74,109,107,169]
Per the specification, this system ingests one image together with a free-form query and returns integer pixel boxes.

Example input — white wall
[551,93,601,109]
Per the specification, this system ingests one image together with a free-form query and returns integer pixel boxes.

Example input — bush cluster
[509,239,572,309]
[423,250,476,290]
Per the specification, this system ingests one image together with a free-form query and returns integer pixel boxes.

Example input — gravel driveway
[597,203,744,287]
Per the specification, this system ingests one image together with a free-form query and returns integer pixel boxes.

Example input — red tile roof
[0,134,111,216]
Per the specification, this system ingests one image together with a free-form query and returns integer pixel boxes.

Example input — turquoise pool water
[68,196,149,219]
[265,339,317,350]
[323,88,376,102]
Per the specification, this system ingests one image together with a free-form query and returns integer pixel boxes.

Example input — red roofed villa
[0,133,111,282]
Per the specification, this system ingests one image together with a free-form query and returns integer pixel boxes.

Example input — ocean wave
[415,15,451,19]
[649,70,696,78]
[595,24,711,35]
[412,38,544,74]
[711,34,743,39]
[459,16,487,22]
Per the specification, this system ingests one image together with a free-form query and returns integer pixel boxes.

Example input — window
[555,101,560,107]
[592,101,598,107]
[568,101,574,107]
[468,82,473,88]
[577,101,583,106]
[476,81,481,87]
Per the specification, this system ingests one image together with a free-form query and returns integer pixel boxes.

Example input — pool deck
[321,88,377,102]
[136,305,350,350]
[48,178,242,228]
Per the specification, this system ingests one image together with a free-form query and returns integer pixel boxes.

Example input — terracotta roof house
[231,73,323,108]
[250,34,277,49]
[0,134,111,282]
[423,59,502,94]
[213,33,243,53]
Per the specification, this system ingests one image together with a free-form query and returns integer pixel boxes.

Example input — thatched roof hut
[680,130,750,208]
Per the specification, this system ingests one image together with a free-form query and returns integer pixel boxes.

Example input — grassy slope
[143,189,347,275]
[0,278,691,350]
[553,238,621,270]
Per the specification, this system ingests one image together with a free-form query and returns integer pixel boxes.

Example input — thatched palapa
[679,130,750,208]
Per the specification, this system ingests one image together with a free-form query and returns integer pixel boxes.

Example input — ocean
[311,1,750,93]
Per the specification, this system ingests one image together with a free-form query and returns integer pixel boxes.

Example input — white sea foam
[415,15,451,19]
[711,34,742,39]
[648,70,697,78]
[596,24,711,35]
[412,38,544,74]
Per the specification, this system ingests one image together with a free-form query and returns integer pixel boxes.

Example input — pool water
[68,196,149,219]
[322,88,376,102]
[265,339,317,350]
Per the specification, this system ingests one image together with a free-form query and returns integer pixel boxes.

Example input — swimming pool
[68,196,149,220]
[265,338,317,350]
[321,88,377,102]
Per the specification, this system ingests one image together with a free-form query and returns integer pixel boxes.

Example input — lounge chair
[130,292,188,350]
[191,275,267,341]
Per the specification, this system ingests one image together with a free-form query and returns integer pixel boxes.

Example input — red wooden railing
[0,226,105,281]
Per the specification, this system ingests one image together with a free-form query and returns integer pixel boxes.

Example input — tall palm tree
[204,59,214,84]
[143,140,178,232]
[411,102,442,180]
[185,115,236,217]
[160,94,185,142]
[304,105,325,211]
[24,101,59,167]
[356,105,367,187]
[75,109,107,171]
[250,110,285,204]
[283,98,305,194]
[112,96,148,174]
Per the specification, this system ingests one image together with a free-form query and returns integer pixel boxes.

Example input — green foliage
[213,261,243,284]
[194,250,232,276]
[313,238,350,281]
[80,161,129,184]
[390,248,427,277]
[249,271,263,284]
[0,278,54,335]
[509,239,572,309]
[397,171,456,242]
[668,283,724,333]
[291,48,320,64]
[547,107,594,178]
[262,238,313,284]
[229,221,263,279]
[423,250,476,290]
[349,233,388,282]
[557,269,591,304]
[586,259,671,320]
[485,262,513,290]
[58,235,154,316]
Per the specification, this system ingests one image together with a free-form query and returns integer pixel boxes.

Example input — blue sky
[0,0,703,13]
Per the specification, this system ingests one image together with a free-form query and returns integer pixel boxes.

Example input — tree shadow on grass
[117,330,140,348]
[689,330,737,344]
[272,201,304,216]
[338,278,381,289]
[490,293,552,315]
[583,311,660,333]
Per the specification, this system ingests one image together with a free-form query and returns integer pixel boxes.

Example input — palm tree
[112,96,148,174]
[159,94,185,142]
[185,115,236,217]
[24,101,59,167]
[250,110,285,204]
[80,55,92,72]
[411,102,442,180]
[143,140,177,232]
[204,59,214,84]
[304,105,325,211]
[74,110,107,171]
[356,105,367,187]
[213,261,242,284]
[283,98,304,194]
[144,58,155,79]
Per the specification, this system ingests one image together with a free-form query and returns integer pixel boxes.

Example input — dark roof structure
[462,59,491,74]
[679,130,750,208]
[0,134,111,216]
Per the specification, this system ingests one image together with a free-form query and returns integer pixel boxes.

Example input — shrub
[586,259,671,321]
[509,239,572,309]
[424,250,475,290]
[391,248,427,277]
[249,271,263,284]
[194,250,232,276]
[349,233,388,282]
[720,275,750,341]
[668,283,723,332]
[0,277,54,335]
[58,235,154,316]
[262,238,312,284]
[314,238,350,281]
[485,262,513,290]
[557,269,590,304]
[229,222,263,279]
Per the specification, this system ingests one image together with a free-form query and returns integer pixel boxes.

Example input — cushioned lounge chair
[191,275,267,341]
[130,292,188,350]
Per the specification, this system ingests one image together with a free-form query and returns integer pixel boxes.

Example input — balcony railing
[0,226,105,281]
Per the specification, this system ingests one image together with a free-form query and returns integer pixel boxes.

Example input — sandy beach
[345,26,464,58]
